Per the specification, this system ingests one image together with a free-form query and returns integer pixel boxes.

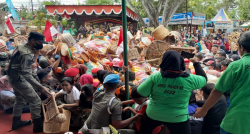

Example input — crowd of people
[0,21,249,134]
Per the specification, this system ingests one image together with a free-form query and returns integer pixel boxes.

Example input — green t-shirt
[215,53,250,134]
[183,44,189,47]
[137,72,206,123]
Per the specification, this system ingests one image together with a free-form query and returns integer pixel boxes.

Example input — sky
[1,0,86,9]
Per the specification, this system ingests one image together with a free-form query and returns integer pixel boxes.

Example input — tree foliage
[238,0,250,21]
[127,0,184,28]
[17,5,34,20]
[205,5,216,20]
[85,0,120,5]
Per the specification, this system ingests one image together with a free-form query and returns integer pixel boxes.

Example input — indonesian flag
[116,27,128,56]
[44,20,59,42]
[117,27,123,47]
[6,17,15,34]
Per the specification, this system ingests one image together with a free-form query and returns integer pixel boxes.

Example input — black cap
[37,68,51,80]
[38,56,49,69]
[29,32,48,44]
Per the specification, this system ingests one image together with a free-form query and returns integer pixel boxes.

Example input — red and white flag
[44,20,59,42]
[6,17,15,34]
[117,27,123,47]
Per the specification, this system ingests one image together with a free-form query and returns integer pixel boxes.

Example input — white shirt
[60,86,80,104]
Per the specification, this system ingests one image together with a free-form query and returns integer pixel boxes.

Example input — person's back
[85,90,121,129]
[197,96,227,134]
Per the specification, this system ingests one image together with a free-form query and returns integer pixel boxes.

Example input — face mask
[32,68,37,73]
[48,78,54,83]
[203,66,209,71]
[34,42,43,50]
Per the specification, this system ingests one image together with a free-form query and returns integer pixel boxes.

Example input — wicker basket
[41,26,45,34]
[81,51,90,62]
[42,97,59,123]
[43,108,71,133]
[103,64,112,72]
[30,26,37,32]
[62,33,76,48]
[20,26,26,35]
[87,50,99,63]
[145,40,171,65]
[107,41,118,54]
[152,25,170,41]
[128,48,140,60]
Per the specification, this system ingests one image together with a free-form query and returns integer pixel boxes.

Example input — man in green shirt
[194,31,250,134]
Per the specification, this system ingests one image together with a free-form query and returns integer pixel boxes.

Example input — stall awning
[46,5,138,21]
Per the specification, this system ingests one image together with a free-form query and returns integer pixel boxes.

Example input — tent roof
[46,5,138,21]
[212,8,231,21]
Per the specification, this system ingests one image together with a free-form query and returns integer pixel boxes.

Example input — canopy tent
[46,5,138,21]
[46,5,138,29]
[143,12,205,26]
[239,22,250,28]
[211,8,231,21]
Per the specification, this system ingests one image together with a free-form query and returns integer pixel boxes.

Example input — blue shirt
[63,30,70,34]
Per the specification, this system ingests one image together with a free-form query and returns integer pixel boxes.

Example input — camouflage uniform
[7,44,43,119]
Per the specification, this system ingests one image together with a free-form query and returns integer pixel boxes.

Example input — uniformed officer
[7,32,52,133]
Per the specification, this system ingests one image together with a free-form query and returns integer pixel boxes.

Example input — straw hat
[62,33,76,48]
[152,25,170,40]
[61,43,69,56]
[80,51,90,62]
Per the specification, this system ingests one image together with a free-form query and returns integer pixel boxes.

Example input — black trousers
[140,113,191,134]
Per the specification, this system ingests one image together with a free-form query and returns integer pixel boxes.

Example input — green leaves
[85,0,120,5]
[238,0,250,21]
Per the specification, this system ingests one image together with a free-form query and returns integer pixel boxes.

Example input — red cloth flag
[6,18,15,34]
[117,27,123,47]
[44,20,59,42]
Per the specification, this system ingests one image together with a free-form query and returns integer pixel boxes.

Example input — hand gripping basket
[42,97,71,133]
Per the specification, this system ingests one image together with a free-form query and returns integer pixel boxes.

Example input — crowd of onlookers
[0,22,249,134]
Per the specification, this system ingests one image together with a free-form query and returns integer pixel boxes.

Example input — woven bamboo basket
[20,26,26,35]
[80,51,90,62]
[128,48,140,60]
[152,25,170,41]
[42,97,59,123]
[43,108,71,133]
[103,64,112,72]
[41,26,45,33]
[30,26,37,32]
[107,41,118,54]
[62,33,76,48]
[87,50,99,63]
[145,40,170,65]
